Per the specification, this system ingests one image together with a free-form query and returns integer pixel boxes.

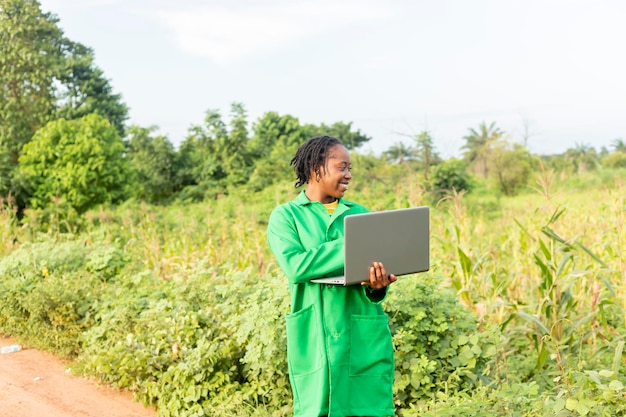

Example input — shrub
[429,158,473,199]
[386,276,497,410]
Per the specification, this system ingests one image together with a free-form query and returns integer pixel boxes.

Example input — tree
[564,143,598,173]
[221,102,251,186]
[0,0,128,205]
[303,121,371,150]
[414,131,441,179]
[489,142,535,196]
[383,141,414,164]
[56,40,128,136]
[612,138,626,153]
[247,111,306,190]
[125,125,177,203]
[176,108,228,199]
[0,0,62,200]
[176,103,253,199]
[461,121,504,178]
[18,114,129,213]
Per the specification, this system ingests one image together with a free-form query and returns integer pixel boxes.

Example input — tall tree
[0,0,128,205]
[247,111,306,190]
[176,109,228,199]
[221,102,251,186]
[413,130,440,179]
[461,121,504,178]
[0,0,62,199]
[56,40,128,135]
[125,125,177,203]
[176,104,253,198]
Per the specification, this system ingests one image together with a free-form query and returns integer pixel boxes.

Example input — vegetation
[2,1,626,416]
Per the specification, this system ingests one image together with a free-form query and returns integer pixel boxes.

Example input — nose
[345,169,352,179]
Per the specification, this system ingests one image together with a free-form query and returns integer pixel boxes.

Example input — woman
[267,135,396,417]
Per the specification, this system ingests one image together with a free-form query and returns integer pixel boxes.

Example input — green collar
[293,189,355,207]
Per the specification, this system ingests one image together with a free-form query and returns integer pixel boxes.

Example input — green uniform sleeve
[267,206,344,284]
[363,286,388,304]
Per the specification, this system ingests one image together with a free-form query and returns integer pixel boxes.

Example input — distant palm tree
[383,141,415,164]
[461,121,504,178]
[612,138,626,153]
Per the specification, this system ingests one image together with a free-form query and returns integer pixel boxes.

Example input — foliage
[56,40,129,136]
[18,113,130,213]
[564,143,599,174]
[429,158,473,199]
[1,171,626,416]
[303,120,371,150]
[0,0,128,206]
[488,142,536,196]
[0,0,62,201]
[247,112,307,191]
[125,125,177,203]
[387,276,497,409]
[0,238,117,356]
[603,151,626,169]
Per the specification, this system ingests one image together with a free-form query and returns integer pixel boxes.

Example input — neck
[305,188,336,204]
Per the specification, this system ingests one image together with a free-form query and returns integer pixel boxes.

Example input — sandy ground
[0,336,157,417]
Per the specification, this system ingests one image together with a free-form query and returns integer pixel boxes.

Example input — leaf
[517,312,550,336]
[599,370,614,378]
[457,335,469,346]
[613,341,624,375]
[609,380,624,391]
[547,206,567,225]
[513,217,533,239]
[457,246,472,280]
[555,253,573,279]
[576,241,608,267]
[553,398,566,412]
[565,398,578,411]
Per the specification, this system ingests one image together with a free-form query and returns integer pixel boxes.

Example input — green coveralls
[267,190,395,417]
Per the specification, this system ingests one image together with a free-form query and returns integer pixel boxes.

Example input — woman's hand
[362,261,397,290]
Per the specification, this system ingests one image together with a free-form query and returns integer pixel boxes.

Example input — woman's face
[316,144,352,201]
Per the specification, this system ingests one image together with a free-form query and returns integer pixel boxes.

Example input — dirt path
[0,336,157,417]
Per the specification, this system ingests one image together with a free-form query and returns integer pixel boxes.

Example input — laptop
[311,206,430,285]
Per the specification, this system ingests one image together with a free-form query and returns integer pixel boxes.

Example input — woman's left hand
[362,261,397,290]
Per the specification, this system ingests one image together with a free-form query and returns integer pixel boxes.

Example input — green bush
[386,276,497,410]
[602,152,626,169]
[429,158,473,199]
[0,239,104,356]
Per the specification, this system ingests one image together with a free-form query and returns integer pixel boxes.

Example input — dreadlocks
[290,135,343,188]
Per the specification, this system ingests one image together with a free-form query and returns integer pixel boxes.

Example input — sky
[39,0,626,158]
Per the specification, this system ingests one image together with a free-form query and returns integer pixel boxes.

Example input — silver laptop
[311,206,430,285]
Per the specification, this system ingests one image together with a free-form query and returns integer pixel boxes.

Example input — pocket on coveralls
[286,304,323,376]
[349,314,394,376]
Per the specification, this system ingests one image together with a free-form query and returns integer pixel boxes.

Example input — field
[1,168,625,416]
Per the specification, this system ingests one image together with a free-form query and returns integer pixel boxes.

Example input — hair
[290,135,343,188]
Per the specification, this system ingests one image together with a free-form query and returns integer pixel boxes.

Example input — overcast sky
[39,0,626,157]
